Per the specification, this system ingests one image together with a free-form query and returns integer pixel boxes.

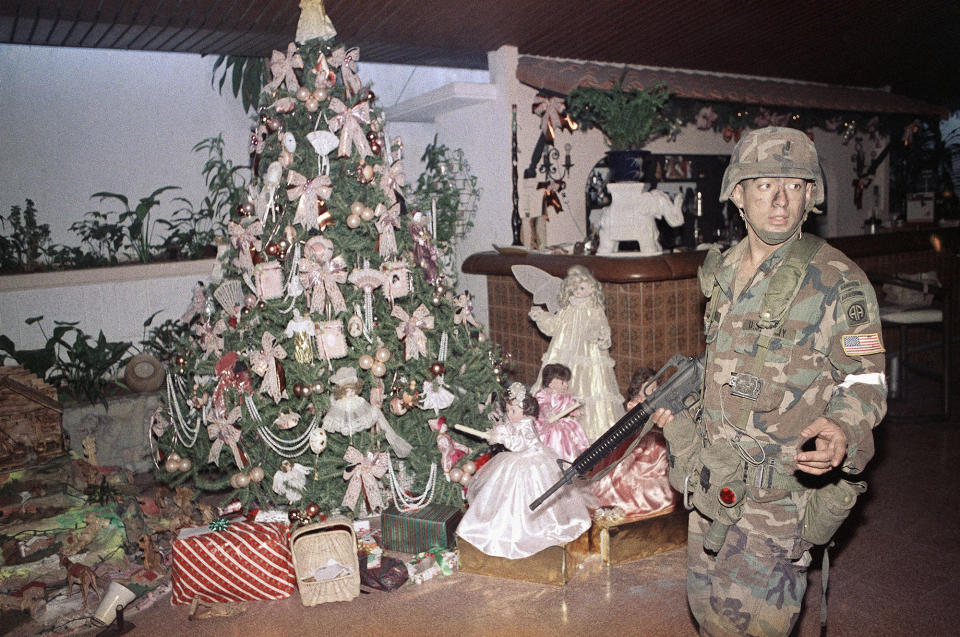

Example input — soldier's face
[733,177,812,238]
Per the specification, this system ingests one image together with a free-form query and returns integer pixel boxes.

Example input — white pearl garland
[388,458,437,511]
[167,374,199,448]
[257,415,319,458]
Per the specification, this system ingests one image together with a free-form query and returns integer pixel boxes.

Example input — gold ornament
[293,331,314,364]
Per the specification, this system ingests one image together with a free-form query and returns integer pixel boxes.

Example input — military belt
[745,458,804,491]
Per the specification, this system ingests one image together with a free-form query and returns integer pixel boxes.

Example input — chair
[871,272,951,420]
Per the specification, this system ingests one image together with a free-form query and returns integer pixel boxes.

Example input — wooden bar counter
[463,228,959,394]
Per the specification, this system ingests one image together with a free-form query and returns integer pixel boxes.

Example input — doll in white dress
[456,383,591,559]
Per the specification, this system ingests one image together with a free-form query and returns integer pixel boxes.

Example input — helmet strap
[739,209,809,245]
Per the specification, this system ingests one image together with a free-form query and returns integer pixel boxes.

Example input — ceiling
[2,0,958,111]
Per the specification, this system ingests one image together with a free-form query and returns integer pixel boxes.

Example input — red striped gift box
[171,521,296,605]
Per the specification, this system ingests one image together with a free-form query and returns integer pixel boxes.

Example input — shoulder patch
[841,282,871,326]
[841,333,885,356]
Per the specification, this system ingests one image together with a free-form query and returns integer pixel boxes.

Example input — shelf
[384,82,497,122]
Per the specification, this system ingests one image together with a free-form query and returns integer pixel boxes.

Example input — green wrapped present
[380,504,463,554]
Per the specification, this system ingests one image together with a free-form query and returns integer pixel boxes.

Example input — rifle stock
[529,354,703,511]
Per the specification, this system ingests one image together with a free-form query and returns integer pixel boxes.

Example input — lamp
[92,581,136,635]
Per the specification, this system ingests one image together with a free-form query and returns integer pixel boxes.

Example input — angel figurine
[272,460,312,503]
[455,383,591,559]
[322,366,412,457]
[513,264,625,441]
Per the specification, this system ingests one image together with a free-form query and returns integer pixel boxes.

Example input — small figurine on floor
[60,553,101,608]
[456,382,592,559]
[534,363,589,463]
[137,533,164,573]
[591,367,676,519]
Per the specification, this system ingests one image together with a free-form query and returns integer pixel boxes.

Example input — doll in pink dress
[534,364,590,463]
[591,367,676,519]
[456,383,592,559]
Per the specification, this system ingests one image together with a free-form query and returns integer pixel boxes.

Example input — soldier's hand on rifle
[651,407,674,429]
[794,417,847,475]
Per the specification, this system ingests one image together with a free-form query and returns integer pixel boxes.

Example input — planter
[606,149,650,182]
[0,258,215,351]
[62,390,164,473]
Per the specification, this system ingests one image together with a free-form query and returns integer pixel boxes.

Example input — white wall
[0,41,890,351]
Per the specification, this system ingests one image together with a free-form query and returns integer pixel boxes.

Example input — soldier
[653,127,887,635]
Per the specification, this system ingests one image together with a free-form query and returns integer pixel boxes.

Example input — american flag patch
[841,333,885,356]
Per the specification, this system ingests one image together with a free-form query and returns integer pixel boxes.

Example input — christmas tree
[154,3,504,518]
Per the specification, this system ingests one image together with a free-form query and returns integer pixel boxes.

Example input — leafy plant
[0,316,132,407]
[567,81,678,150]
[411,135,481,246]
[0,199,55,272]
[162,135,248,259]
[88,186,181,263]
[140,312,190,364]
[211,54,269,114]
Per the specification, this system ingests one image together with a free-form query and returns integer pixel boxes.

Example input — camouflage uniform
[663,128,887,636]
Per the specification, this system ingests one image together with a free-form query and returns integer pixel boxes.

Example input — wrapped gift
[380,504,463,554]
[458,531,590,586]
[171,521,296,605]
[588,506,687,565]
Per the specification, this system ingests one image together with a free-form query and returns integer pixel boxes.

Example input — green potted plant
[566,81,678,181]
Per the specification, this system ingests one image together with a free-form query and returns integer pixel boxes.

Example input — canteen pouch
[801,477,867,545]
[688,443,747,552]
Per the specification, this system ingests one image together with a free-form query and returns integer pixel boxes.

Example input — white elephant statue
[596,182,685,255]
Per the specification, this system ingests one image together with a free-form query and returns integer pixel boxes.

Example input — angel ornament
[512,264,625,441]
[322,367,412,457]
[272,459,312,503]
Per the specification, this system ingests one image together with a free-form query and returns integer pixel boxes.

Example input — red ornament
[430,361,445,377]
[265,241,280,256]
[305,502,320,518]
[288,509,302,523]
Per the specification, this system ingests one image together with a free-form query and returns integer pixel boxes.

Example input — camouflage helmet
[719,127,824,212]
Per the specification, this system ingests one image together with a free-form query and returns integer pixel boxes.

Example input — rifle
[529,354,704,511]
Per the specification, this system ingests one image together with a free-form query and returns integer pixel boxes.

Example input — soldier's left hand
[794,417,847,475]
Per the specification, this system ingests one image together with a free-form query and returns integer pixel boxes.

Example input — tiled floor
[111,381,959,637]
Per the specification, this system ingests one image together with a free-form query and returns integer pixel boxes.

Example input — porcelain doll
[534,363,589,463]
[456,383,591,559]
[525,265,625,440]
[591,367,676,519]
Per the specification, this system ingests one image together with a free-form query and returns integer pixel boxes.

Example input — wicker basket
[291,517,360,605]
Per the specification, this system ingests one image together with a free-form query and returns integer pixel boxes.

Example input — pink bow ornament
[328,47,362,97]
[207,406,244,469]
[532,94,568,142]
[194,319,227,359]
[287,170,333,230]
[227,220,263,274]
[264,43,303,94]
[376,160,406,204]
[392,304,434,361]
[298,240,347,314]
[249,332,288,403]
[341,446,389,511]
[328,97,372,159]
